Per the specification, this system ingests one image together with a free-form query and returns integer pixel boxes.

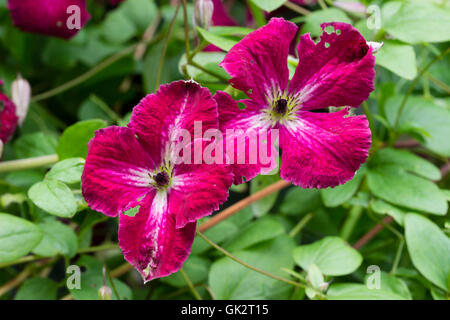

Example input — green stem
[154,2,181,91]
[284,1,311,15]
[181,0,191,56]
[390,239,404,275]
[89,95,121,123]
[105,266,121,300]
[0,154,58,173]
[340,206,363,241]
[318,0,328,9]
[393,48,450,130]
[31,46,135,103]
[77,243,119,254]
[247,0,266,27]
[188,60,229,82]
[289,213,314,238]
[180,0,228,83]
[197,231,309,291]
[180,268,202,300]
[0,243,119,269]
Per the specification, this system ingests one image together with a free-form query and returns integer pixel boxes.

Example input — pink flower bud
[11,75,31,126]
[194,0,214,30]
[98,285,113,300]
[334,1,367,14]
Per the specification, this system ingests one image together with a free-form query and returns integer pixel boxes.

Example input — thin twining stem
[31,16,162,103]
[284,1,312,15]
[198,180,291,232]
[196,231,309,291]
[180,0,229,83]
[155,2,181,90]
[180,268,202,300]
[31,45,135,103]
[0,154,58,173]
[0,243,119,269]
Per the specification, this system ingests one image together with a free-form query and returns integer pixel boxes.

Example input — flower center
[274,99,288,115]
[153,172,169,188]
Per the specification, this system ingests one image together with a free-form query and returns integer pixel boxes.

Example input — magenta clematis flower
[82,81,233,282]
[0,81,18,144]
[7,0,90,39]
[218,18,374,188]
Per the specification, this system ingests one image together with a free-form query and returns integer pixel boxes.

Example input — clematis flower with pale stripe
[81,81,233,282]
[218,18,375,188]
[7,0,90,39]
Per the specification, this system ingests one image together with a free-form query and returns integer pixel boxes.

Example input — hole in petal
[336,29,341,35]
[325,42,330,48]
[324,25,335,34]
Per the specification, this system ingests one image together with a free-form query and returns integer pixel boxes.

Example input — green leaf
[370,148,441,181]
[178,51,229,83]
[307,264,324,289]
[28,179,78,218]
[209,235,295,299]
[320,167,365,207]
[197,27,238,51]
[205,26,253,36]
[375,41,417,80]
[327,283,407,300]
[405,213,450,291]
[248,0,286,12]
[32,220,78,258]
[121,0,158,31]
[0,213,42,263]
[385,95,450,157]
[57,119,107,160]
[101,10,137,44]
[163,256,211,288]
[379,272,412,300]
[46,158,85,184]
[302,8,352,38]
[367,165,447,215]
[191,220,238,255]
[224,217,285,252]
[370,199,406,226]
[250,175,280,217]
[382,1,450,44]
[293,236,362,276]
[15,278,58,300]
[14,132,57,158]
[280,187,321,216]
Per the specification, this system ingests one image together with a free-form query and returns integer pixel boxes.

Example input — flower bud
[194,0,214,30]
[367,41,384,54]
[98,285,113,300]
[11,74,31,126]
[334,1,367,15]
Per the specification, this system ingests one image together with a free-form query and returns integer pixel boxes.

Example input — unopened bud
[11,74,31,126]
[98,285,112,300]
[334,1,367,14]
[367,41,384,53]
[194,0,214,30]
